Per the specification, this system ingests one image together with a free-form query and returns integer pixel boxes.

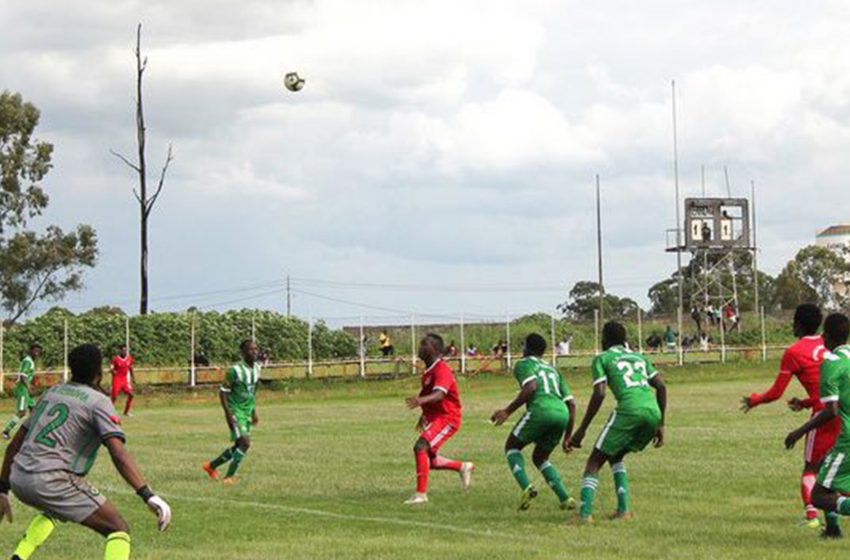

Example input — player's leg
[811,484,843,538]
[609,452,632,519]
[427,422,472,488]
[531,444,574,509]
[224,435,251,482]
[503,433,537,509]
[579,448,609,522]
[122,385,135,416]
[406,436,432,504]
[10,513,58,560]
[3,392,28,438]
[81,501,132,559]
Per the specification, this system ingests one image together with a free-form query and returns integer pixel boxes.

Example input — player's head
[240,339,259,363]
[418,333,444,362]
[523,333,547,358]
[602,321,627,351]
[823,313,850,352]
[69,344,103,386]
[28,343,43,359]
[793,304,822,338]
[118,344,128,357]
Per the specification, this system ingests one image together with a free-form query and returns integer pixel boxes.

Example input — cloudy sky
[2,0,849,324]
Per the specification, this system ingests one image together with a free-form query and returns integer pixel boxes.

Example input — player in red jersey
[403,333,474,505]
[741,304,837,527]
[111,345,136,417]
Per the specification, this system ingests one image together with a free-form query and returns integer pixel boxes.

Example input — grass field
[1,361,848,559]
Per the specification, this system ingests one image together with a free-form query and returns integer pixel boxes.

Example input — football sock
[210,446,235,470]
[431,455,462,471]
[538,461,570,503]
[103,532,131,560]
[837,496,850,516]
[826,511,841,531]
[506,449,531,490]
[612,462,631,513]
[4,415,20,434]
[415,450,430,494]
[801,472,817,520]
[13,514,56,560]
[580,475,599,518]
[225,448,247,478]
[123,395,134,416]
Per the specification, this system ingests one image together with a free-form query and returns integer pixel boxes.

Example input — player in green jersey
[3,344,42,440]
[785,313,850,539]
[491,333,577,512]
[203,339,261,484]
[567,321,667,522]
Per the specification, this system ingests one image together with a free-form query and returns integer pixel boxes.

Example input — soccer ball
[284,72,305,92]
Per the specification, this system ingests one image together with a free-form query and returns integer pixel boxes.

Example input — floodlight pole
[63,319,69,384]
[359,315,366,378]
[550,314,557,365]
[190,313,196,387]
[596,174,605,329]
[672,80,684,366]
[410,314,416,376]
[505,313,512,371]
[637,307,644,353]
[125,316,130,352]
[751,180,760,316]
[460,314,466,375]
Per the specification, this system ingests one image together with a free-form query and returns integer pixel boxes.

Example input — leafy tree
[558,281,640,320]
[772,245,850,311]
[0,91,98,324]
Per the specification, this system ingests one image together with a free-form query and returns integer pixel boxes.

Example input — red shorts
[420,417,460,454]
[111,377,134,400]
[805,416,840,465]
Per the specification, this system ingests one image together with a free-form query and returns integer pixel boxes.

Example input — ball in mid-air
[284,72,305,92]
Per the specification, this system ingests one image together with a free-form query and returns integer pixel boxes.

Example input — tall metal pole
[286,274,291,318]
[672,80,684,366]
[410,314,416,376]
[751,180,760,317]
[701,165,709,307]
[724,166,732,198]
[596,174,605,327]
[251,310,256,341]
[460,314,466,375]
[760,306,768,362]
[125,316,130,352]
[307,312,313,379]
[0,321,4,395]
[637,307,644,353]
[505,313,512,371]
[359,315,366,378]
[190,313,196,387]
[550,314,557,365]
[594,309,600,354]
[63,318,69,383]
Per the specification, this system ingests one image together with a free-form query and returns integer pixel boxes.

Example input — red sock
[415,450,430,494]
[802,472,817,519]
[123,395,134,416]
[431,455,463,471]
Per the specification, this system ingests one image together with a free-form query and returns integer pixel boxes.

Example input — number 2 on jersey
[616,360,649,388]
[33,403,70,448]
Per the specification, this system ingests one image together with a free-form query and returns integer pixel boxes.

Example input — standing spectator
[726,306,741,333]
[705,304,716,326]
[557,335,573,356]
[445,341,458,357]
[690,306,703,337]
[466,344,478,357]
[663,326,677,353]
[379,330,395,357]
[110,344,136,417]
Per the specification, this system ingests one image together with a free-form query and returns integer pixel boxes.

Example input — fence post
[637,307,644,353]
[0,321,5,395]
[550,314,557,365]
[190,313,197,387]
[410,314,416,376]
[359,315,366,378]
[125,316,130,352]
[251,310,256,342]
[307,314,313,379]
[505,313,512,371]
[63,319,69,384]
[760,306,767,362]
[594,309,600,355]
[719,307,727,364]
[460,314,466,375]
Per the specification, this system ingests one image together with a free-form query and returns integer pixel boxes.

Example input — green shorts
[594,408,661,458]
[511,407,570,453]
[818,449,850,493]
[229,415,253,442]
[13,386,35,413]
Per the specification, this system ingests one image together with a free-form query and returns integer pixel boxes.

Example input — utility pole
[286,274,291,318]
[596,174,604,328]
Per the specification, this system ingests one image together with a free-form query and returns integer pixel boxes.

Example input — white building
[816,224,850,298]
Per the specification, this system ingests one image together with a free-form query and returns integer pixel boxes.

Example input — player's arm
[491,379,536,425]
[568,381,606,449]
[0,427,28,523]
[103,437,171,531]
[785,401,838,450]
[406,389,445,409]
[218,389,237,431]
[744,350,797,412]
[649,373,667,447]
[562,397,577,452]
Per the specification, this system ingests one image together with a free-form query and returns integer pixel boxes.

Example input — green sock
[837,497,850,516]
[506,449,531,490]
[580,475,599,518]
[4,415,21,434]
[827,511,841,531]
[210,447,234,470]
[103,531,131,560]
[539,461,570,503]
[612,462,631,513]
[13,514,56,560]
[225,448,247,478]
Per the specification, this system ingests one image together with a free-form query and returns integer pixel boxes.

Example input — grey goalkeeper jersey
[14,383,125,476]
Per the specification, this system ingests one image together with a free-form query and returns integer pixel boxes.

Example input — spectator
[726,306,740,333]
[492,339,507,358]
[663,325,677,352]
[556,334,573,356]
[379,330,395,357]
[646,333,662,352]
[445,340,458,357]
[691,306,703,336]
[466,344,478,357]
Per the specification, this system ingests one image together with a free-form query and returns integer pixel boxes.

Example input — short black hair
[602,321,627,348]
[794,304,823,336]
[424,333,444,353]
[240,339,255,352]
[824,313,850,347]
[29,343,43,351]
[69,344,102,384]
[525,333,546,356]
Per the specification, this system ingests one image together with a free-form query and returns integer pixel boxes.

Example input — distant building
[816,224,850,298]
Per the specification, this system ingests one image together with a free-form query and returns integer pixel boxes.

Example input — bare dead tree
[111,23,174,315]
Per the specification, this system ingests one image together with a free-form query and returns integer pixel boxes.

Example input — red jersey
[750,336,827,410]
[419,360,462,424]
[111,355,134,381]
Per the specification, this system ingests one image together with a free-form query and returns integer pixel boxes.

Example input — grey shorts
[10,467,106,523]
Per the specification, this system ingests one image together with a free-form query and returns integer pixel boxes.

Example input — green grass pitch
[1,361,847,559]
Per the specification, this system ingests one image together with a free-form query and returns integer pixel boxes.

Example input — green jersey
[591,345,660,414]
[221,361,261,418]
[17,356,35,390]
[819,345,850,449]
[513,356,573,414]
